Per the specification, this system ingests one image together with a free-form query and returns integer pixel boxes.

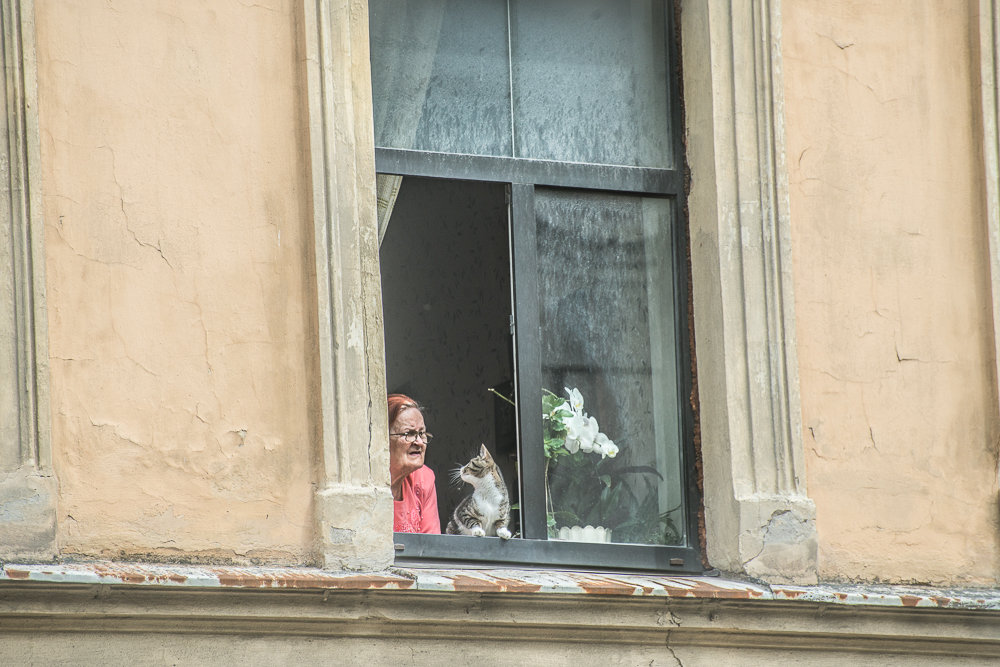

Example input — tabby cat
[445,444,512,539]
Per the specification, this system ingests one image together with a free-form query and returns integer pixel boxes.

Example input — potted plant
[542,388,679,545]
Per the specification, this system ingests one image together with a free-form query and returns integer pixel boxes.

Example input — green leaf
[542,393,564,413]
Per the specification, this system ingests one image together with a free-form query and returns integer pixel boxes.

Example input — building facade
[0,0,998,663]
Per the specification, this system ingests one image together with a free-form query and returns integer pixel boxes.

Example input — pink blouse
[393,465,441,534]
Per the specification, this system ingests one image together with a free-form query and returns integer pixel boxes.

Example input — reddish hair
[387,393,421,429]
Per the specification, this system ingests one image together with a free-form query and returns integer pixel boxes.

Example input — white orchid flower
[595,432,618,458]
[564,410,592,453]
[574,414,599,453]
[565,415,599,454]
[565,387,585,414]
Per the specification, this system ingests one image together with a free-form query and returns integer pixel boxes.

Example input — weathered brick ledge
[2,562,998,611]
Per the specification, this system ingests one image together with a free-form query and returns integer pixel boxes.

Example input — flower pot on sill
[554,525,612,543]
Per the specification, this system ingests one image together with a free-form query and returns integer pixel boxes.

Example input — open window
[373,0,699,571]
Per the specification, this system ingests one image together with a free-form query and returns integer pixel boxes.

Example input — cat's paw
[497,527,512,540]
[470,526,486,537]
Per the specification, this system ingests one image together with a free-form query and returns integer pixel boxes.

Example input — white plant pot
[555,525,612,543]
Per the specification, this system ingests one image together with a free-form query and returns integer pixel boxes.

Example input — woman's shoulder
[412,465,436,486]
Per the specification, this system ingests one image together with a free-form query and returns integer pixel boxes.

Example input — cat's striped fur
[446,444,512,539]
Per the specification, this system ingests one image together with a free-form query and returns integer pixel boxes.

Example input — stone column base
[0,467,57,561]
[737,495,818,585]
[315,484,394,571]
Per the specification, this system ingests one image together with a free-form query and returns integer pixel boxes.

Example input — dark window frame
[379,0,702,573]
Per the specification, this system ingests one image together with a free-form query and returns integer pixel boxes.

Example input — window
[372,0,699,571]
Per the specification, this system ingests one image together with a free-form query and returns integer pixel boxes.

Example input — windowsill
[2,562,998,611]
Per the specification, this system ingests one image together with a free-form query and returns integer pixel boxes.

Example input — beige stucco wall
[784,0,1000,585]
[24,0,1000,585]
[35,0,319,563]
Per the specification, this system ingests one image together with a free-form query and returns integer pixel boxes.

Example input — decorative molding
[0,573,998,661]
[0,0,55,560]
[302,0,393,570]
[682,0,816,583]
[980,0,1000,473]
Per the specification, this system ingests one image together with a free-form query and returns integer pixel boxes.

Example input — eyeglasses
[390,430,433,443]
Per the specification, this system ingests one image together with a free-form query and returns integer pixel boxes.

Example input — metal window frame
[380,0,702,573]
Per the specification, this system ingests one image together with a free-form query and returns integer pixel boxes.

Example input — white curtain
[377,174,403,246]
[370,0,448,246]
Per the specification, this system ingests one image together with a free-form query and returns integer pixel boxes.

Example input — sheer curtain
[376,174,402,246]
[370,0,448,245]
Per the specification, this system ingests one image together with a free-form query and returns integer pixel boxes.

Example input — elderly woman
[388,393,440,533]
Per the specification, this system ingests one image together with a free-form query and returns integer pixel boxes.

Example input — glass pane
[535,188,683,545]
[510,0,672,168]
[369,0,512,156]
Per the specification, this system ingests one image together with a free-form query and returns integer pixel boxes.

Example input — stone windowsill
[1,562,998,611]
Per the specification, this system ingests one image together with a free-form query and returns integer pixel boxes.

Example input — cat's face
[389,407,428,481]
[460,445,495,484]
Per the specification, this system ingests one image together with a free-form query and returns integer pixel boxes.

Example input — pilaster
[683,0,816,583]
[980,0,1000,486]
[302,0,393,571]
[0,0,55,561]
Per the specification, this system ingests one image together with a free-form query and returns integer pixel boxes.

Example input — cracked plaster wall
[27,0,1000,585]
[784,1,1000,585]
[35,0,319,563]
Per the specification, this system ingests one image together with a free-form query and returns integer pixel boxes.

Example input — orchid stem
[487,387,516,408]
[545,458,554,530]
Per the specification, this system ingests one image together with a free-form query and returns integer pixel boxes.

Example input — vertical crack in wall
[98,144,174,269]
[664,629,684,667]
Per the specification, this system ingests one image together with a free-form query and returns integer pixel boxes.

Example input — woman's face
[389,407,428,481]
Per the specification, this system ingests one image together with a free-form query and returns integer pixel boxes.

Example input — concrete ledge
[0,563,998,662]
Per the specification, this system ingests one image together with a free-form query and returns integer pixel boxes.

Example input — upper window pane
[370,0,512,156]
[510,0,672,167]
[370,0,673,169]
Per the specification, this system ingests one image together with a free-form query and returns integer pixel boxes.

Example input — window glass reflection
[535,189,684,545]
[510,0,672,167]
[370,0,673,168]
[370,0,512,156]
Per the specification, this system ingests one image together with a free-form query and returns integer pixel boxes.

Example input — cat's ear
[479,443,492,461]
